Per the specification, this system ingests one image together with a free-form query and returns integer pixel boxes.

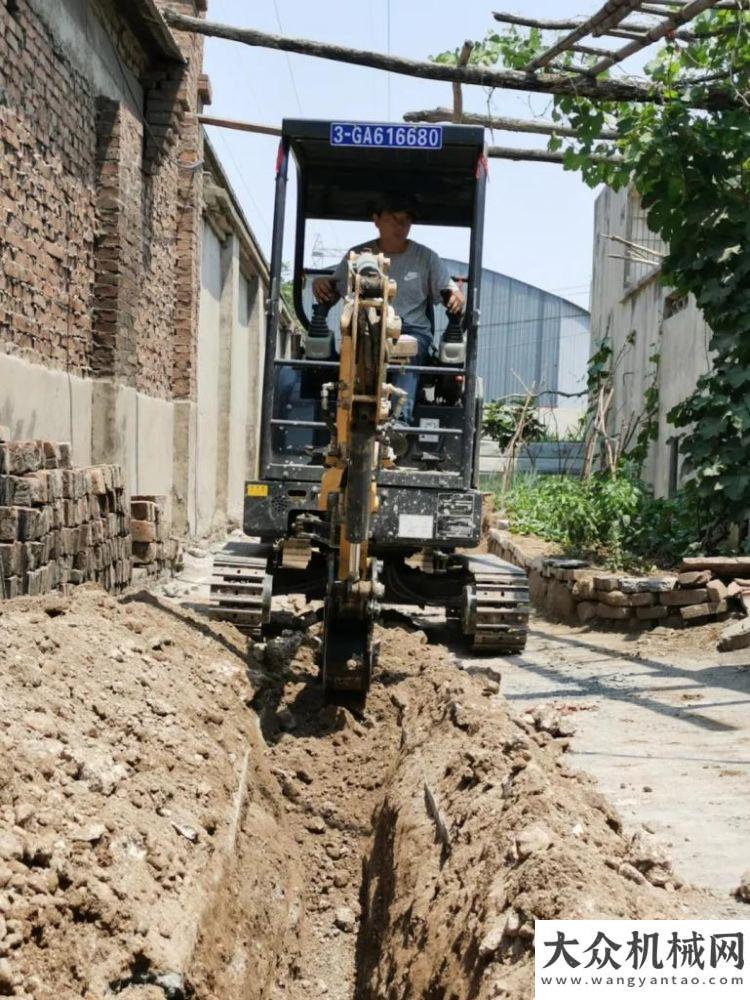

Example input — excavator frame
[208,119,530,694]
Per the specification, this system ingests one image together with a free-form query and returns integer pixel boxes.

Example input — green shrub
[498,468,704,570]
[482,398,546,450]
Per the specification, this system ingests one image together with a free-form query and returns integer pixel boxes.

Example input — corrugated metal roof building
[438,259,590,407]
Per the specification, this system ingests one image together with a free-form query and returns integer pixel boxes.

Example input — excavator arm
[317,251,409,693]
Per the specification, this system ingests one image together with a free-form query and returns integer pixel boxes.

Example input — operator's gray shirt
[332,240,457,335]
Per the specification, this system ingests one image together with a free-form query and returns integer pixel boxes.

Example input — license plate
[330,122,443,150]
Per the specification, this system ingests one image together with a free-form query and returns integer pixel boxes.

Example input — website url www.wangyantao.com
[540,975,745,989]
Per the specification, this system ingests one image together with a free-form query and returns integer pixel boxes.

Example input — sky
[201,0,649,310]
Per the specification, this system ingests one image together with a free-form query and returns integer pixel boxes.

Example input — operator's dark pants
[392,324,433,424]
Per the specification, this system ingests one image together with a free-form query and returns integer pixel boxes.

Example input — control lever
[305,302,334,360]
[439,289,466,365]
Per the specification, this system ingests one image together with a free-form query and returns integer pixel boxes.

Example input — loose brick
[0,475,47,506]
[576,601,598,624]
[39,469,63,501]
[660,588,710,607]
[0,507,19,542]
[88,467,107,495]
[628,592,656,607]
[706,579,728,603]
[0,542,22,577]
[58,444,72,469]
[17,506,49,541]
[7,440,44,474]
[131,518,156,543]
[618,578,652,594]
[718,618,750,651]
[598,590,630,607]
[132,541,158,564]
[593,575,619,592]
[22,541,46,572]
[594,603,631,620]
[635,605,669,621]
[131,500,156,521]
[677,570,712,588]
[42,441,61,469]
[680,600,728,621]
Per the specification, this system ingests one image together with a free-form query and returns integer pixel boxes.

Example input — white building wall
[590,186,711,497]
[194,218,275,535]
[196,222,223,536]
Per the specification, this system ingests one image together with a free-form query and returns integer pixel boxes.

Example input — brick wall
[0,0,205,400]
[158,0,206,402]
[0,2,97,373]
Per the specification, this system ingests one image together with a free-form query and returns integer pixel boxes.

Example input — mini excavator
[208,120,530,695]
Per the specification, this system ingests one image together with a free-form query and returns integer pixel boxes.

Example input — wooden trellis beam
[191,111,622,166]
[583,0,726,75]
[161,8,740,108]
[403,107,619,140]
[491,9,698,41]
[452,41,473,122]
[524,0,648,70]
[487,145,620,164]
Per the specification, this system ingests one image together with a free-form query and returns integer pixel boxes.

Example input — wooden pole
[452,41,473,123]
[487,145,620,164]
[195,114,282,136]
[160,9,739,108]
[404,107,619,140]
[193,110,623,165]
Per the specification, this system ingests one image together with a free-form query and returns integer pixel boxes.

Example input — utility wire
[214,131,273,242]
[386,0,392,118]
[272,0,304,114]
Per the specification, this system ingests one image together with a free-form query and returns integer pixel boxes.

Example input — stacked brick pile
[489,529,736,629]
[130,495,182,582]
[573,570,731,627]
[0,433,131,599]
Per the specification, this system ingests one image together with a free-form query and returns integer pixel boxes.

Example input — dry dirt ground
[0,584,728,1000]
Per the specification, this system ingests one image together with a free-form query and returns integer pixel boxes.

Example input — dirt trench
[0,589,701,1000]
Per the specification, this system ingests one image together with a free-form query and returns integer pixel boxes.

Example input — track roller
[207,545,271,639]
[460,552,530,654]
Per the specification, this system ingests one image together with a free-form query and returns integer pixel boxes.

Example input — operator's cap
[372,191,420,220]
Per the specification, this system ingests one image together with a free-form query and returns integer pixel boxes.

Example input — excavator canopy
[283,118,486,227]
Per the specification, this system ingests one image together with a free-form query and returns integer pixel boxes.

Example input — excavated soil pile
[355,628,692,999]
[260,623,691,1000]
[0,587,304,1000]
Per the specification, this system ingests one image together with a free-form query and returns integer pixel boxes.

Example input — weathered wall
[590,186,711,497]
[194,215,269,535]
[1,1,279,539]
[196,221,223,536]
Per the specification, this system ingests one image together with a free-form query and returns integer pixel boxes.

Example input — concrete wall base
[0,351,93,467]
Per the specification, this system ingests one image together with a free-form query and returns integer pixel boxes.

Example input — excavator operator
[312,193,465,424]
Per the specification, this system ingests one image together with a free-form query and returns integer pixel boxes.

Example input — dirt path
[3,579,743,998]
[455,613,750,912]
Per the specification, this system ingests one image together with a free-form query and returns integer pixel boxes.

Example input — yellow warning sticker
[246,483,269,497]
